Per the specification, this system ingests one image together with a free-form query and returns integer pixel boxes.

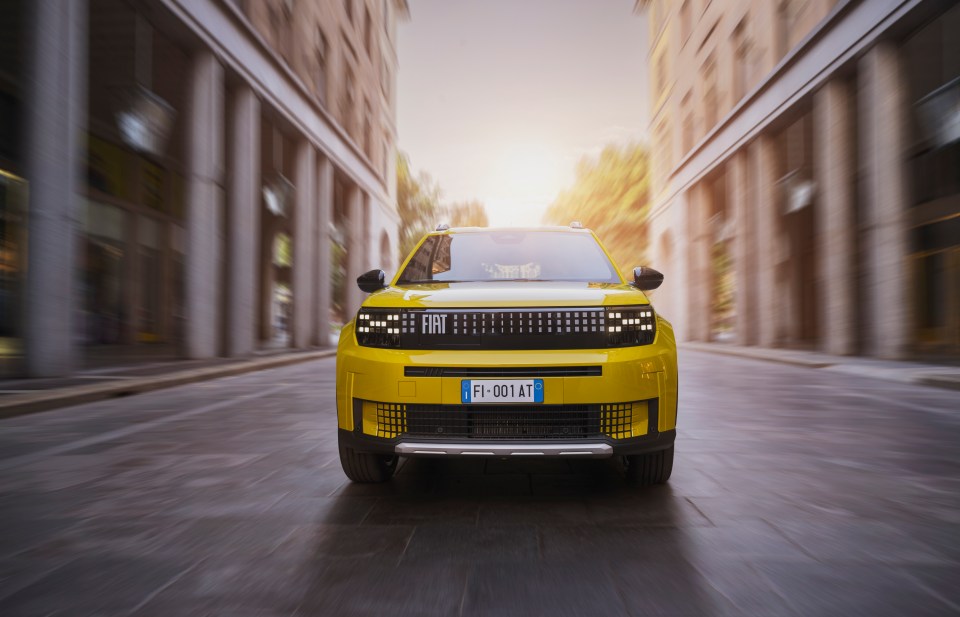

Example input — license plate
[461,379,544,404]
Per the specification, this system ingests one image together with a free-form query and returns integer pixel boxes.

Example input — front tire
[338,438,398,483]
[625,444,674,486]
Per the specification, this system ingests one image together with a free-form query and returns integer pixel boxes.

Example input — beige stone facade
[639,0,960,360]
[0,0,408,376]
[241,0,400,182]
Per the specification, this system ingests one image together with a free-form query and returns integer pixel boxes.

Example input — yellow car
[336,224,677,484]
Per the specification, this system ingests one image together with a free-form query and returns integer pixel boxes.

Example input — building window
[680,0,692,44]
[382,140,389,179]
[702,57,717,132]
[732,20,749,103]
[270,1,293,61]
[342,62,357,138]
[315,28,328,104]
[777,0,806,59]
[380,57,391,101]
[658,119,673,172]
[363,96,373,157]
[733,43,749,103]
[655,53,667,97]
[364,7,373,56]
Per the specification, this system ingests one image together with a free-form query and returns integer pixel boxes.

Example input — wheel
[338,438,398,483]
[625,444,674,486]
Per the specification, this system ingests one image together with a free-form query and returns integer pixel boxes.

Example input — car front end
[336,226,678,484]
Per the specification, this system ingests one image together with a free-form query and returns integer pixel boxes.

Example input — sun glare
[484,144,566,226]
[495,144,562,196]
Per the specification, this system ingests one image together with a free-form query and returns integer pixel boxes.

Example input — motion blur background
[0,0,958,380]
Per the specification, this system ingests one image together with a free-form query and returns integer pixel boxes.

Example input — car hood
[361,281,650,309]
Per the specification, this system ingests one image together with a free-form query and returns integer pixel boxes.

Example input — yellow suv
[336,225,677,485]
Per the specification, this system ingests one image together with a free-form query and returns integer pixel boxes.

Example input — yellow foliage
[543,143,651,274]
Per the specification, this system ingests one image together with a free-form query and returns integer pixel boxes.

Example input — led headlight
[605,306,656,347]
[356,309,403,348]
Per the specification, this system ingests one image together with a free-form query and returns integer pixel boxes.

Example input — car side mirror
[632,266,664,291]
[357,269,387,293]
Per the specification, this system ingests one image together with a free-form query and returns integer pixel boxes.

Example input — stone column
[23,0,87,377]
[225,86,260,357]
[686,182,712,342]
[860,43,910,359]
[685,186,699,341]
[315,156,334,347]
[184,49,225,358]
[671,200,691,342]
[694,182,714,341]
[814,78,856,356]
[729,151,754,346]
[344,184,365,319]
[751,134,780,348]
[291,139,316,349]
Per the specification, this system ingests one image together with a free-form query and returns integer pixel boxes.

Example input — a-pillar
[314,156,334,346]
[24,0,87,377]
[344,184,366,319]
[752,134,780,348]
[292,139,316,348]
[225,86,260,357]
[729,151,755,346]
[184,49,225,358]
[814,77,857,356]
[860,42,910,359]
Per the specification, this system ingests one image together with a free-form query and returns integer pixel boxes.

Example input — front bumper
[335,317,678,456]
[338,428,677,459]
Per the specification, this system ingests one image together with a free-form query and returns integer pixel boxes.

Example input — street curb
[919,376,960,392]
[0,350,336,420]
[682,343,960,392]
[680,343,835,368]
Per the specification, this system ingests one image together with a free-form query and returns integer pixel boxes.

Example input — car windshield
[396,231,622,284]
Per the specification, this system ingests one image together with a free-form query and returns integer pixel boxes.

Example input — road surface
[0,350,958,616]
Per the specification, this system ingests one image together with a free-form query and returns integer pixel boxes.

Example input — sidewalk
[0,348,335,419]
[682,342,960,392]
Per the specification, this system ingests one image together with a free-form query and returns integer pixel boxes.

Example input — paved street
[0,349,958,616]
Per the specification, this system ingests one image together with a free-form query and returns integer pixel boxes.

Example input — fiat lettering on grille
[422,313,446,335]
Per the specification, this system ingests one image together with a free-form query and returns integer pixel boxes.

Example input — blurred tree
[447,200,489,227]
[542,143,651,274]
[397,151,442,258]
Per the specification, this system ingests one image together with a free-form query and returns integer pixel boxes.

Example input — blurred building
[0,0,408,377]
[639,0,960,361]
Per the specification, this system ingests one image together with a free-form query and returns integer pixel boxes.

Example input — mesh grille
[375,403,407,438]
[372,403,639,440]
[599,403,633,439]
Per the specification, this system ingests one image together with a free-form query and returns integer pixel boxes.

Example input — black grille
[404,366,602,378]
[599,402,632,439]
[357,307,656,350]
[375,403,406,438]
[401,308,607,350]
[397,403,634,440]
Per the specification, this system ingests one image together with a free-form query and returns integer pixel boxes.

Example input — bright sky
[397,0,650,227]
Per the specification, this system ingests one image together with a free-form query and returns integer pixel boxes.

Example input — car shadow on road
[289,456,739,617]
